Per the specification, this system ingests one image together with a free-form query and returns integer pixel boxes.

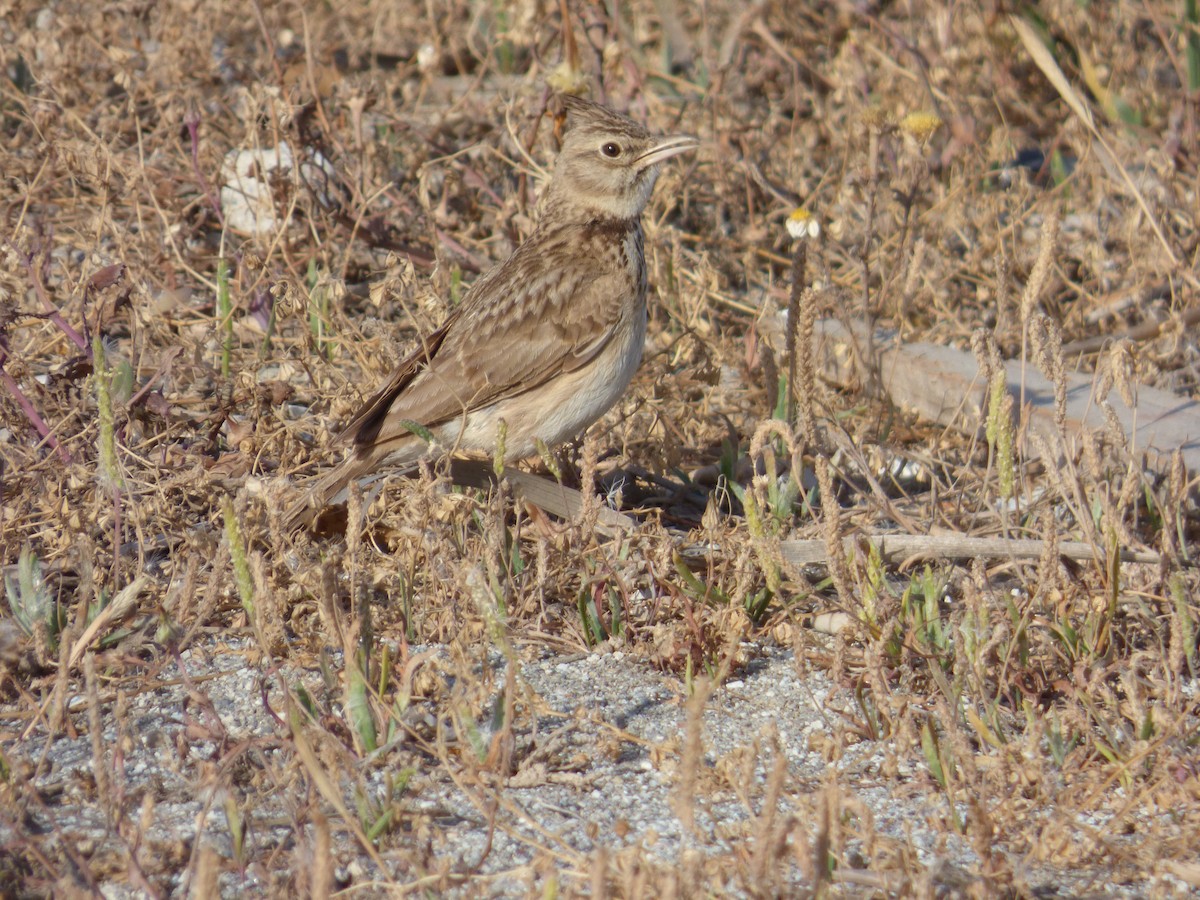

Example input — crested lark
[287,95,697,529]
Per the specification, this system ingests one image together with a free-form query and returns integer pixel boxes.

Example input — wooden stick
[447,464,1164,566]
[778,533,1160,567]
[448,459,637,532]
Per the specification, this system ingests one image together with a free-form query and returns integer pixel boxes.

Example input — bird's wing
[338,228,635,451]
[331,311,459,448]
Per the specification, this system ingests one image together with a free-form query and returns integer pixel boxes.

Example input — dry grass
[2,0,1199,895]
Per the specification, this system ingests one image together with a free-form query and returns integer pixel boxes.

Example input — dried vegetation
[2,0,1199,895]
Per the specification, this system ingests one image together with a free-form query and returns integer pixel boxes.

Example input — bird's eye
[600,141,622,158]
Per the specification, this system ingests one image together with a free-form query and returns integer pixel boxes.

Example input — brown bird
[286,95,697,529]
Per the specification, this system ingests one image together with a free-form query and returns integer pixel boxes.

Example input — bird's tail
[283,444,429,531]
[283,454,368,532]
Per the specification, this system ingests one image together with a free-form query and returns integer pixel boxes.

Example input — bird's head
[543,94,697,222]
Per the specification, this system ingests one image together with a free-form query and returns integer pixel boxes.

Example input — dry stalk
[161,553,197,635]
[83,652,112,814]
[796,286,820,450]
[1036,506,1064,604]
[346,478,364,613]
[972,329,1016,508]
[0,347,72,463]
[1168,573,1197,682]
[785,239,806,428]
[1018,213,1061,414]
[286,700,390,877]
[316,557,344,658]
[1019,214,1060,324]
[310,808,333,900]
[589,844,609,900]
[746,419,797,594]
[993,249,1013,339]
[250,554,285,655]
[1030,431,1100,550]
[47,624,74,735]
[673,675,711,834]
[1028,312,1068,435]
[113,688,129,814]
[749,734,792,891]
[815,456,854,613]
[188,843,220,900]
[183,541,229,651]
[811,779,838,894]
[577,433,602,532]
[1162,450,1186,562]
[853,113,886,399]
[898,235,927,329]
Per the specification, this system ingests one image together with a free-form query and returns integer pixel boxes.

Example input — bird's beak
[636,135,699,170]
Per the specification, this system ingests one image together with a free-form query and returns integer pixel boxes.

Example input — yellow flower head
[899,111,943,144]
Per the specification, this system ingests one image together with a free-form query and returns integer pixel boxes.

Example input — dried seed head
[1019,214,1060,323]
[547,61,589,95]
[1107,340,1136,409]
[861,106,891,132]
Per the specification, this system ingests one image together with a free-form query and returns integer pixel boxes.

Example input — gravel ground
[6,636,1194,897]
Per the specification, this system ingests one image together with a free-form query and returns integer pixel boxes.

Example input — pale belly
[438,308,647,459]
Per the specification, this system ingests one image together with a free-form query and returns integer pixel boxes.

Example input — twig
[0,347,72,463]
[17,244,89,355]
[183,106,225,228]
[785,241,804,427]
[448,459,636,533]
[128,346,182,409]
[777,533,1161,567]
[1061,304,1200,357]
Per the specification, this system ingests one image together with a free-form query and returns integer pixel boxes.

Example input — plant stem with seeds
[93,334,126,581]
[216,257,233,380]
